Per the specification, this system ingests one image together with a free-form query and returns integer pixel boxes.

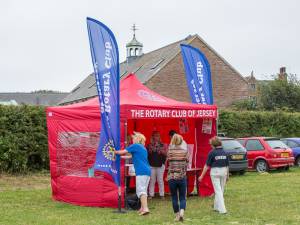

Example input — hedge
[0,105,48,173]
[1,105,300,173]
[218,110,300,138]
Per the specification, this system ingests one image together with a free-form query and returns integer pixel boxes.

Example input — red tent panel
[47,74,217,207]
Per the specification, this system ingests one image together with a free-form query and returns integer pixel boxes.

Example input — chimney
[278,67,287,80]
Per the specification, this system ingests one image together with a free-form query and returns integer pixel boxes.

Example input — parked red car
[237,137,294,172]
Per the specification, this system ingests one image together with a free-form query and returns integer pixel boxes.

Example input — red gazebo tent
[46,74,218,207]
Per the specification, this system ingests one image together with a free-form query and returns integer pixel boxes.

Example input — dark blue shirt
[206,147,229,168]
[126,143,151,176]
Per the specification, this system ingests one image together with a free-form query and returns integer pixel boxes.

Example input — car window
[237,139,246,146]
[222,140,246,152]
[245,140,264,151]
[287,140,300,148]
[266,140,288,149]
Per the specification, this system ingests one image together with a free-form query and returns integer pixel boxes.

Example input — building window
[150,59,165,70]
[130,48,134,56]
[250,83,256,90]
[135,48,139,56]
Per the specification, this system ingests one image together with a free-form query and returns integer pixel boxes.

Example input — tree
[258,74,300,111]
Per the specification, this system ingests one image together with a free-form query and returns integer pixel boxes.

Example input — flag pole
[114,186,125,213]
[124,121,128,210]
[114,164,126,213]
[117,186,123,212]
[114,121,127,213]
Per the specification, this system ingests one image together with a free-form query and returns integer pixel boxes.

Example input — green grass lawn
[1,168,300,225]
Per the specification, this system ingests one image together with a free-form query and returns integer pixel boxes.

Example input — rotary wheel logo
[102,140,116,161]
[137,90,166,102]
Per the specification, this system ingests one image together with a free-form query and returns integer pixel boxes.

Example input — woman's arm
[114,149,128,155]
[121,155,132,159]
[115,149,132,159]
[198,164,210,182]
[164,150,170,165]
[146,144,152,153]
[161,143,168,155]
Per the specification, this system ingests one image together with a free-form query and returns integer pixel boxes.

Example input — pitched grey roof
[60,34,247,105]
[0,92,69,106]
[60,35,195,105]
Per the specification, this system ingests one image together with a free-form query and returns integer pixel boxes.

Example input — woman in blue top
[115,132,151,216]
[198,136,229,214]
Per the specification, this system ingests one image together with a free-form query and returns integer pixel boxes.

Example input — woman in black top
[198,136,229,214]
[147,131,167,198]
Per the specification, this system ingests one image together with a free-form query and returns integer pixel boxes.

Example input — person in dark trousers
[147,131,167,199]
[198,136,229,214]
[166,134,189,222]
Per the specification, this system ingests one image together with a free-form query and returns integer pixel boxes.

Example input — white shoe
[174,213,180,222]
[179,209,184,221]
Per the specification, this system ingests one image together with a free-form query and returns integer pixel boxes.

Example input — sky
[0,0,299,92]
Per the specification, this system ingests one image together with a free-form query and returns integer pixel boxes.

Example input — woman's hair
[150,131,161,144]
[209,136,222,148]
[168,130,176,138]
[132,131,146,145]
[170,133,183,146]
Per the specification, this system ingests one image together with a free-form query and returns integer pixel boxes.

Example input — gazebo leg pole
[192,126,198,195]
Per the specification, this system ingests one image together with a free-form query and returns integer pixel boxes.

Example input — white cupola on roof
[126,24,143,62]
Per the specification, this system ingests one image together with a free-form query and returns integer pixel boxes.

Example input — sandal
[139,211,150,216]
[138,208,143,213]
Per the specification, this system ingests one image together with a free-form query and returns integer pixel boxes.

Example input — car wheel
[255,160,269,173]
[239,170,246,175]
[285,166,290,171]
[295,157,300,167]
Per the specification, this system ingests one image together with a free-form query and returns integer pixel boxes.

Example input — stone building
[60,29,250,107]
[245,67,290,103]
[245,71,257,102]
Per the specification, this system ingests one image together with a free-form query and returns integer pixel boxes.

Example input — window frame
[287,140,300,148]
[245,139,265,151]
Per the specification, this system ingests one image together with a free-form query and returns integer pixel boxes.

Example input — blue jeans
[168,179,187,213]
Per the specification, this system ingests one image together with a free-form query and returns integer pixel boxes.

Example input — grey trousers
[149,165,165,197]
[210,167,227,213]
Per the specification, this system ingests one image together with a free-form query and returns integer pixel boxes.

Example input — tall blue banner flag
[180,44,214,105]
[87,17,120,186]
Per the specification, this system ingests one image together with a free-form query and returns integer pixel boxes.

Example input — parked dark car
[281,138,300,167]
[217,132,226,137]
[238,137,294,172]
[220,137,248,175]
